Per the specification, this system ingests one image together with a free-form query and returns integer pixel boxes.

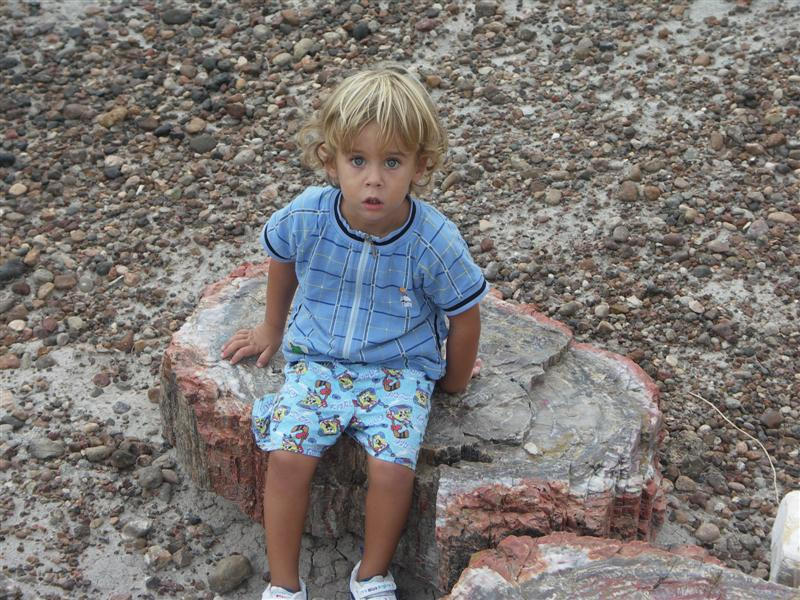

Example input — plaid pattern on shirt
[261,186,488,380]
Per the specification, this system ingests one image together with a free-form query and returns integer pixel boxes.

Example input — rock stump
[159,262,665,593]
[444,532,798,599]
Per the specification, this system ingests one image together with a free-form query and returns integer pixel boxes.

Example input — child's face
[326,122,426,238]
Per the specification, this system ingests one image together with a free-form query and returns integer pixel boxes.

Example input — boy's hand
[438,357,482,394]
[220,321,283,367]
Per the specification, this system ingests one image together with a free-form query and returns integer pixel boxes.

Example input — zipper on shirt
[342,237,373,358]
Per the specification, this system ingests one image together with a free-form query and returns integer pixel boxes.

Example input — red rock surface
[443,533,797,599]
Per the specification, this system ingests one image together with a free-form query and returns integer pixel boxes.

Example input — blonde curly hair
[297,65,447,195]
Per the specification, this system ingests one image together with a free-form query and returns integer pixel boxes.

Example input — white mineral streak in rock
[770,490,800,587]
[541,547,592,574]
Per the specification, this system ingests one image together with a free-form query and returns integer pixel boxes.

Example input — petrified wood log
[159,261,665,593]
[443,532,798,599]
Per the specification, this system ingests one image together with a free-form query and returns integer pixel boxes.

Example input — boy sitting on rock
[221,66,487,600]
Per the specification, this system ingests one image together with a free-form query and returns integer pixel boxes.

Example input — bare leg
[357,455,416,580]
[264,450,319,591]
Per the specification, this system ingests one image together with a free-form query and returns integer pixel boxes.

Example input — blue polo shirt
[261,186,488,380]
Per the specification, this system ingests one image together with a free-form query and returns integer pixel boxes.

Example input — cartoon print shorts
[251,360,434,470]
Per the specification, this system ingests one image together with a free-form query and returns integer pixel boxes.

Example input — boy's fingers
[256,348,272,367]
[230,346,253,365]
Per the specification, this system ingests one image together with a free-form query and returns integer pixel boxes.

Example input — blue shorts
[251,360,434,470]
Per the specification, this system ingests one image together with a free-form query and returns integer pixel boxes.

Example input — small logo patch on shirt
[399,288,412,308]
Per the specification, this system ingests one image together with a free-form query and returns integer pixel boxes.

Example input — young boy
[221,66,487,600]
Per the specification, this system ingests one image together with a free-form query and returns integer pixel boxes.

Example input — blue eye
[351,156,365,167]
[386,158,400,169]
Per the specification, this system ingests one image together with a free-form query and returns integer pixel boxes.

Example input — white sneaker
[349,561,397,599]
[261,578,307,600]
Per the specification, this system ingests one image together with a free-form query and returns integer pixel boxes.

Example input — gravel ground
[0,0,798,598]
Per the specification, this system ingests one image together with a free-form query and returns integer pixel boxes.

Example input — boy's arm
[221,260,298,367]
[437,304,481,394]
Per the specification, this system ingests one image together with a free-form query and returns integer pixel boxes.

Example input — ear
[413,154,429,183]
[321,144,338,183]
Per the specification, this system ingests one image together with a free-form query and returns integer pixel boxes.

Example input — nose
[365,164,383,187]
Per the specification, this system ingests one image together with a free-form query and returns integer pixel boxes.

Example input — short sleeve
[260,202,296,262]
[421,220,489,316]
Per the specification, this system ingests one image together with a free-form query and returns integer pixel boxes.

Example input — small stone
[271,52,293,67]
[53,274,77,290]
[145,545,172,570]
[93,372,111,387]
[523,442,541,456]
[137,117,159,131]
[674,475,697,492]
[688,300,704,314]
[208,554,253,593]
[0,259,26,282]
[0,152,15,167]
[0,354,21,369]
[173,547,193,568]
[233,149,256,165]
[747,218,769,240]
[226,103,246,119]
[558,301,581,316]
[693,54,711,66]
[162,8,191,25]
[293,38,314,61]
[760,409,782,428]
[7,319,25,332]
[767,211,797,225]
[662,233,685,247]
[184,117,206,134]
[545,189,562,205]
[122,518,153,540]
[695,522,721,543]
[441,172,462,192]
[594,303,610,318]
[351,22,371,40]
[96,106,128,128]
[8,182,27,196]
[83,445,113,462]
[137,465,164,490]
[111,449,136,470]
[189,135,217,154]
[29,438,66,460]
[710,132,724,150]
[66,316,85,331]
[618,180,638,201]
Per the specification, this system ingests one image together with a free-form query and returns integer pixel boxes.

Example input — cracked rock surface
[443,532,798,599]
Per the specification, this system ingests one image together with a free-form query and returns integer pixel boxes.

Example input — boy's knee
[267,450,318,484]
[368,458,415,490]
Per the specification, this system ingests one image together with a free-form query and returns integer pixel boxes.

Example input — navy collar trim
[333,190,416,245]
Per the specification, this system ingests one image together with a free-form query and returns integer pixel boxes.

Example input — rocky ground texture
[0,0,798,598]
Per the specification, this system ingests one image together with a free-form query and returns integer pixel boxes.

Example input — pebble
[760,409,782,428]
[767,211,797,225]
[184,117,206,134]
[695,522,721,544]
[66,316,84,331]
[189,135,217,154]
[208,555,253,593]
[8,182,27,196]
[0,259,27,282]
[28,438,66,460]
[161,9,191,25]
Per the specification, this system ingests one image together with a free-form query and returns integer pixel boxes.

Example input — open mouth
[364,198,382,205]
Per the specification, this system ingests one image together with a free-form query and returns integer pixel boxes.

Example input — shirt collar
[333,189,416,245]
